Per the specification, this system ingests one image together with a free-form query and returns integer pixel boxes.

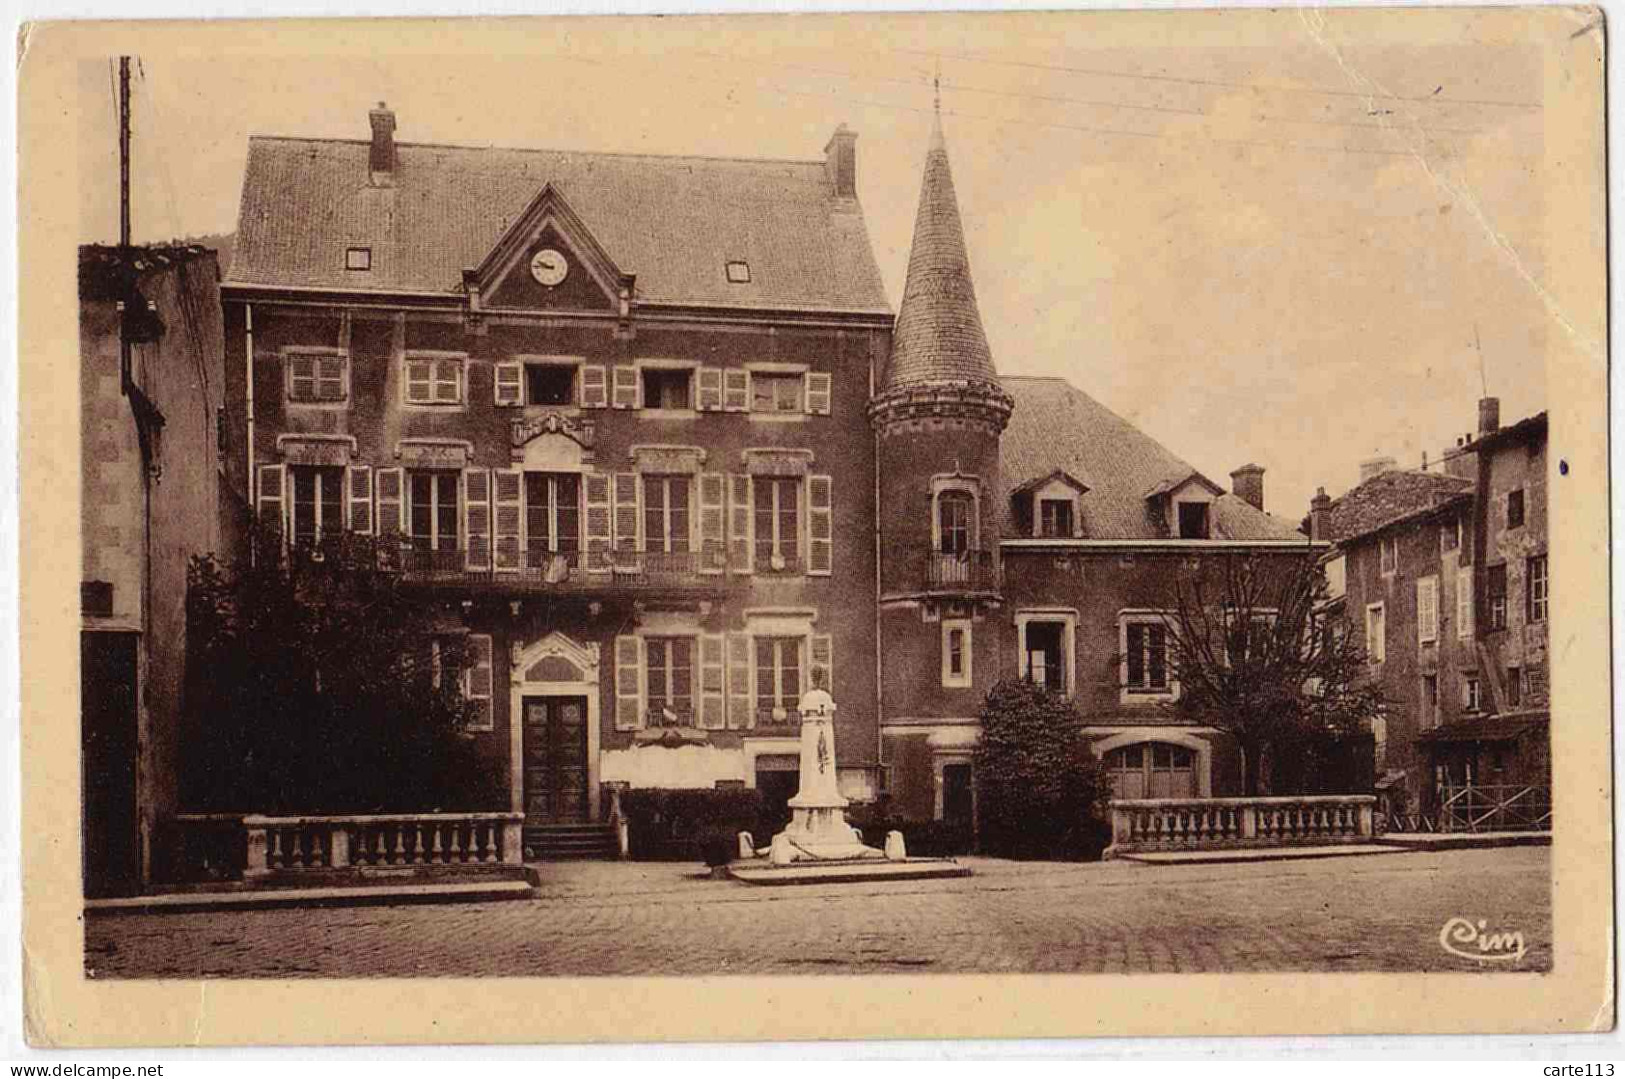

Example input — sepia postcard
[17,6,1612,1047]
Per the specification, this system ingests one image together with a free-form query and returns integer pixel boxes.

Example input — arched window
[938,490,974,556]
[1104,742,1195,799]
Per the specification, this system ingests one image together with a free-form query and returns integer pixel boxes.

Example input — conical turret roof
[883,116,999,391]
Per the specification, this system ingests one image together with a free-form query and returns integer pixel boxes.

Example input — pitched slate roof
[227,136,891,314]
[882,120,1000,390]
[1323,468,1474,545]
[997,376,1307,541]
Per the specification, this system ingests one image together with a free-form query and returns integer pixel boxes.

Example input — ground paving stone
[84,847,1551,978]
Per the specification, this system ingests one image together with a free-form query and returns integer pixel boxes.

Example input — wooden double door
[523,695,589,824]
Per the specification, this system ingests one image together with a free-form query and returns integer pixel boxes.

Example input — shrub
[974,679,1112,860]
[620,787,764,861]
[846,805,972,857]
[695,827,739,868]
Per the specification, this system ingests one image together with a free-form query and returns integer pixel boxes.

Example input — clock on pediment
[529,248,569,288]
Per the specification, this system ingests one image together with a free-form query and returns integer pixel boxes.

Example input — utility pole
[119,56,130,248]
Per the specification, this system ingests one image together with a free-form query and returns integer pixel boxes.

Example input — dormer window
[725,261,751,283]
[1177,501,1210,540]
[345,246,372,271]
[1039,499,1074,539]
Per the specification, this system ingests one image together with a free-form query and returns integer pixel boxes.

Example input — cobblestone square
[85,847,1551,978]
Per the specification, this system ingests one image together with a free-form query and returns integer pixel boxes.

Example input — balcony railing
[918,548,1002,595]
[388,543,734,595]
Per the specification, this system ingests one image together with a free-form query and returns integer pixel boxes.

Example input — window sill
[747,412,809,423]
[638,408,699,421]
[521,403,581,415]
[286,399,350,410]
[403,401,467,411]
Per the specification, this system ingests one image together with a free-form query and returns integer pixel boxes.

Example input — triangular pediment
[468,184,624,313]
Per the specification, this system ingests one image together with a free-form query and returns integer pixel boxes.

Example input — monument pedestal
[729,687,972,885]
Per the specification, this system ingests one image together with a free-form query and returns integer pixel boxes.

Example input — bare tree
[1159,552,1385,797]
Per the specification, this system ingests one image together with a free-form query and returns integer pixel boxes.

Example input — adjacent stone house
[80,244,243,895]
[1314,402,1550,828]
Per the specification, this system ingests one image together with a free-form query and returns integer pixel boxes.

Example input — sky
[76,15,1552,524]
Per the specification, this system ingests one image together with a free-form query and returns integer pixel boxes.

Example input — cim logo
[1438,916,1528,964]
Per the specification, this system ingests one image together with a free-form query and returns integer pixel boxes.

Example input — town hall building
[216,102,1323,854]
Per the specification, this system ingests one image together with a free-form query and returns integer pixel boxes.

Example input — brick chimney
[824,124,857,200]
[1478,396,1500,437]
[1229,463,1265,512]
[1358,454,1397,483]
[1309,486,1333,542]
[369,101,397,185]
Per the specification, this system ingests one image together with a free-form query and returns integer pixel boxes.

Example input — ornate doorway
[508,631,602,821]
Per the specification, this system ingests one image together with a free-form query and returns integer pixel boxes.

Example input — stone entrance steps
[524,823,620,861]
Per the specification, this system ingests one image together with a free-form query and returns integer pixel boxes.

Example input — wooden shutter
[465,634,494,731]
[613,473,641,552]
[699,634,727,730]
[614,635,644,731]
[805,372,832,416]
[1418,577,1439,643]
[726,632,754,730]
[810,633,832,695]
[698,472,727,573]
[375,467,405,539]
[494,362,524,406]
[583,471,612,570]
[728,474,753,573]
[347,465,373,534]
[580,364,609,408]
[493,469,523,571]
[464,469,492,571]
[611,365,640,409]
[256,464,285,531]
[807,474,833,575]
[1457,570,1473,638]
[722,369,749,412]
[696,367,724,412]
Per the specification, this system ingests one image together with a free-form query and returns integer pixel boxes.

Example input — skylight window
[346,246,372,271]
[725,260,751,284]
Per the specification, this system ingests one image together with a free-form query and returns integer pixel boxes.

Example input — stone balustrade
[1104,795,1376,858]
[244,812,524,878]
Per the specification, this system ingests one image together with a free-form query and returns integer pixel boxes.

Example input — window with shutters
[806,475,833,575]
[750,373,803,414]
[289,465,345,543]
[645,637,696,726]
[754,477,800,572]
[697,473,727,572]
[404,352,464,406]
[941,619,972,688]
[1122,617,1171,694]
[1379,535,1398,574]
[1486,563,1508,631]
[526,363,576,406]
[408,471,460,552]
[642,475,692,554]
[1417,575,1439,645]
[525,472,580,556]
[755,636,804,722]
[1463,674,1482,712]
[641,368,693,411]
[1527,554,1548,623]
[285,350,347,405]
[1365,602,1385,664]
